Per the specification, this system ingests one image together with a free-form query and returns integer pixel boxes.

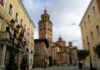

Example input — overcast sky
[22,0,91,49]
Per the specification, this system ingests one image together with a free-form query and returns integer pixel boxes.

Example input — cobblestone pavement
[32,65,89,70]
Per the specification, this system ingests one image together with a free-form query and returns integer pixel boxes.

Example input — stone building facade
[35,9,78,67]
[38,9,53,47]
[80,0,100,69]
[33,39,49,67]
[0,0,35,70]
[52,37,78,66]
[34,9,53,67]
[65,42,78,65]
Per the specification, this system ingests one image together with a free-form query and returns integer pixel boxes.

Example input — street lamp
[88,42,93,70]
[5,19,18,70]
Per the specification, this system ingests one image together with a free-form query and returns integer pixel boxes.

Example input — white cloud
[22,0,40,11]
[22,0,91,49]
[34,30,39,39]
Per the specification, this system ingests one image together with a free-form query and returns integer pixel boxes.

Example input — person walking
[79,60,83,70]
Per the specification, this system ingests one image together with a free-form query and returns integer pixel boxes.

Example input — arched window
[0,0,6,6]
[96,25,100,36]
[20,19,23,26]
[88,15,90,23]
[15,13,18,22]
[9,4,13,16]
[93,6,96,16]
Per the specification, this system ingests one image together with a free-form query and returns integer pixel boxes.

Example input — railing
[0,31,10,39]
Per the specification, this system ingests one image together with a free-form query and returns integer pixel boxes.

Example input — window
[0,0,4,6]
[43,23,45,26]
[91,32,93,40]
[93,6,96,16]
[0,0,6,6]
[15,13,18,22]
[43,28,45,30]
[0,19,2,30]
[84,21,86,28]
[43,16,45,20]
[86,36,89,44]
[20,19,23,26]
[96,25,100,35]
[48,28,49,31]
[88,15,90,23]
[40,28,42,31]
[9,4,13,16]
[39,23,41,26]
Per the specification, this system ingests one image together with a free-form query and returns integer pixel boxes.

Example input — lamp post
[88,42,93,70]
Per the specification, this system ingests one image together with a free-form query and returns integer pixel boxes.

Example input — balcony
[0,31,10,40]
[0,31,12,46]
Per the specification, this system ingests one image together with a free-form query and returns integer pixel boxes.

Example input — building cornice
[30,19,36,28]
[79,0,93,26]
[17,0,35,27]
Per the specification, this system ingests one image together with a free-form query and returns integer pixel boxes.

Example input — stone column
[1,45,6,68]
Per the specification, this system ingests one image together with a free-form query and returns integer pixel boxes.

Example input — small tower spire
[69,42,73,46]
[59,35,62,41]
[44,7,47,14]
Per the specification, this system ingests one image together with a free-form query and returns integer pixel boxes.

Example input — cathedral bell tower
[38,9,53,46]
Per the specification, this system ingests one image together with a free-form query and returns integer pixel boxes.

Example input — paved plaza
[32,65,89,70]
